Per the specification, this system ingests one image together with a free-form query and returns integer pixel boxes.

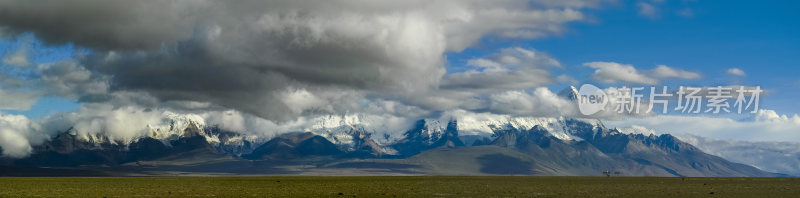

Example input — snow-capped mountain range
[2,111,784,177]
[59,111,611,155]
[0,87,788,176]
[49,86,595,153]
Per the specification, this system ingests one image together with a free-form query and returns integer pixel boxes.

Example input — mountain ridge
[0,116,784,177]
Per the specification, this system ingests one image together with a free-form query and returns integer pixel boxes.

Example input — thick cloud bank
[0,0,596,121]
[0,0,611,157]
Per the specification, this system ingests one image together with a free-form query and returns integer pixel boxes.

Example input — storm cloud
[0,0,612,157]
[0,0,597,121]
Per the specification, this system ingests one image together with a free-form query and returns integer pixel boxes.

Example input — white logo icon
[578,84,607,115]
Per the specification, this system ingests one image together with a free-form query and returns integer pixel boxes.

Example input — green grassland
[1,176,798,197]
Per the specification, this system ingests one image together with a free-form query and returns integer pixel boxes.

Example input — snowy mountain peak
[65,111,209,145]
[149,112,207,139]
[310,114,363,130]
[454,116,603,141]
[558,86,580,101]
[60,111,613,157]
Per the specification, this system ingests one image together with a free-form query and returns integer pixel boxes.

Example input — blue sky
[0,34,81,119]
[445,0,800,115]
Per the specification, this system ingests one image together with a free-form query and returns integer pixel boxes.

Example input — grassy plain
[0,176,798,197]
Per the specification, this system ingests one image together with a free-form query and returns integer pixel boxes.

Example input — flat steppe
[1,176,798,197]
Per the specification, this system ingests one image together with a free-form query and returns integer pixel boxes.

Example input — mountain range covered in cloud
[0,89,791,177]
[0,111,783,177]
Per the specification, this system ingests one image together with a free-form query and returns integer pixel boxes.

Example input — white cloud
[605,109,800,142]
[41,104,249,144]
[494,47,562,68]
[0,128,32,158]
[0,1,607,129]
[678,134,800,176]
[205,110,248,133]
[648,65,701,79]
[463,47,561,71]
[50,105,173,143]
[442,47,561,91]
[2,47,30,67]
[37,104,423,147]
[585,62,703,85]
[584,61,658,84]
[37,61,110,99]
[0,0,600,122]
[556,74,578,85]
[279,88,333,115]
[636,2,658,19]
[0,113,42,158]
[486,88,577,116]
[0,89,40,111]
[726,68,746,76]
[441,69,554,91]
[1,36,31,67]
[466,58,503,69]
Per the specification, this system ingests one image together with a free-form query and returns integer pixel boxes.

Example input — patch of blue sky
[0,33,87,118]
